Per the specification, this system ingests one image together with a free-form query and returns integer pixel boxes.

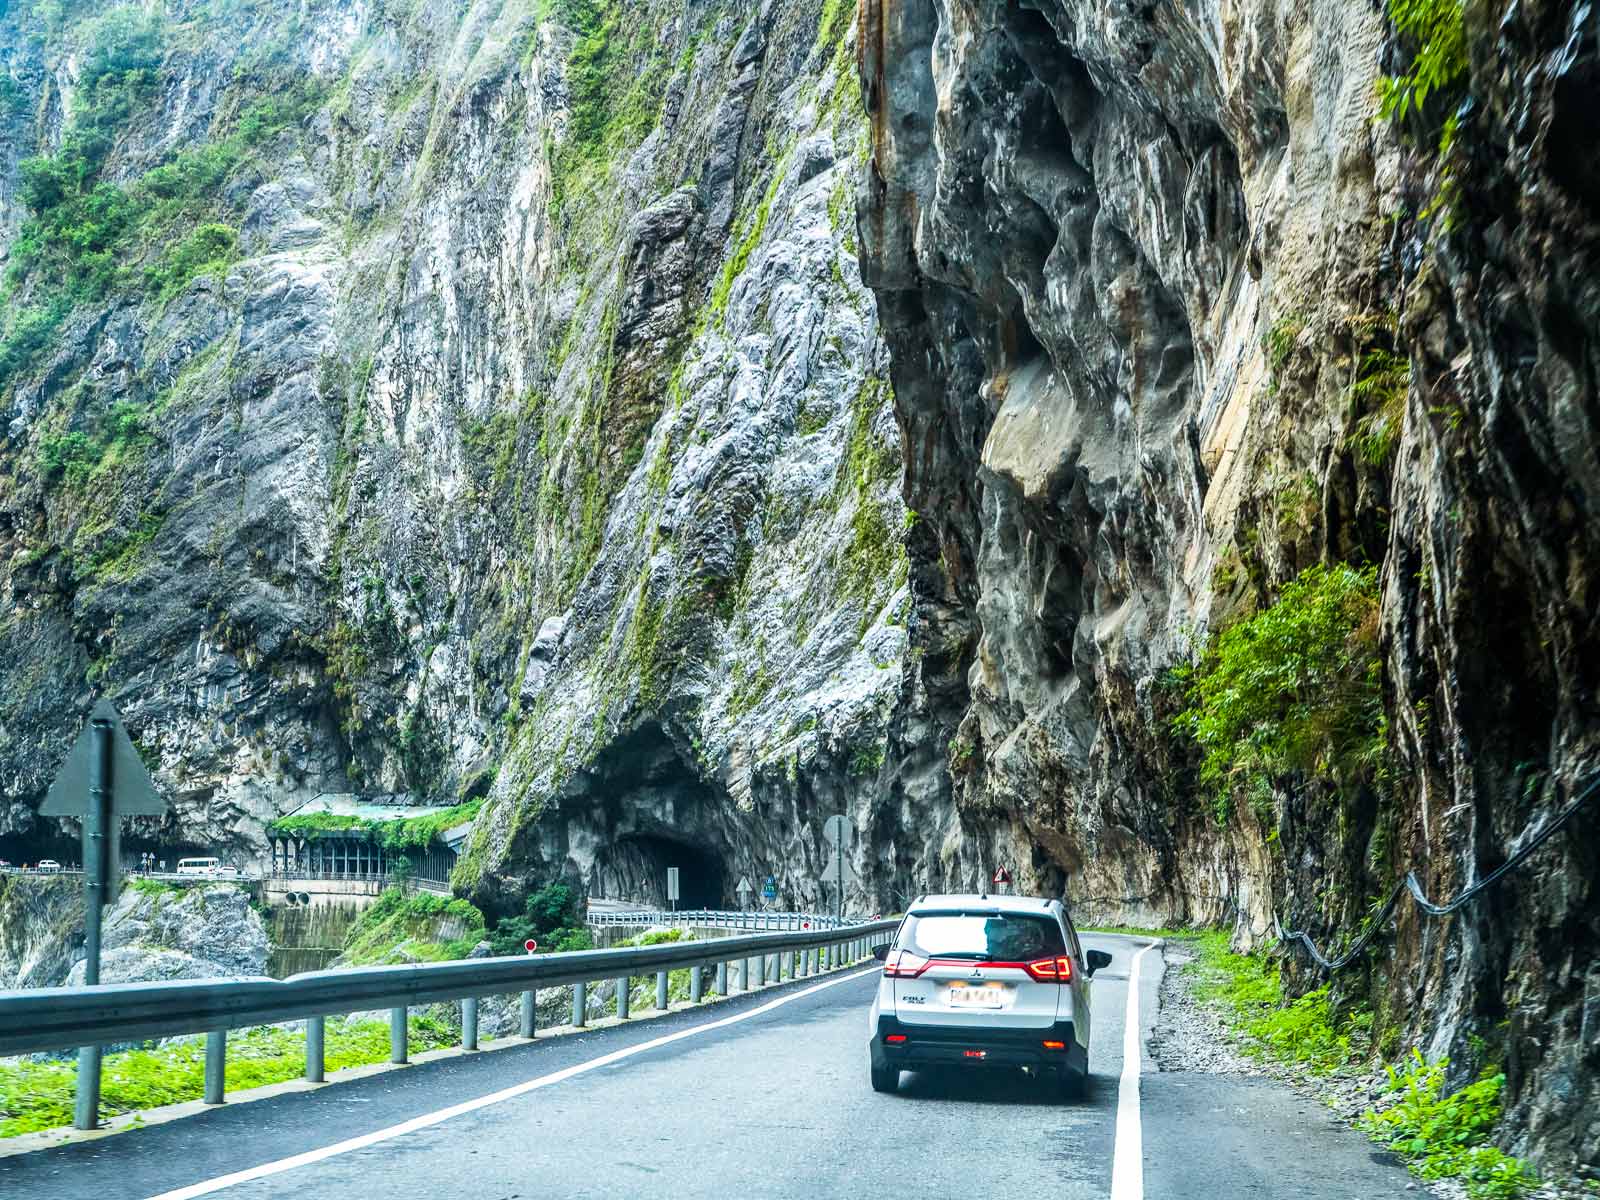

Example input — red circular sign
[524,939,539,953]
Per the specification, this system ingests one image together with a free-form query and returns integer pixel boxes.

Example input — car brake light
[1042,1040,1066,1050]
[964,1050,986,1059]
[885,1034,907,1043]
[1023,955,1074,983]
[883,950,931,978]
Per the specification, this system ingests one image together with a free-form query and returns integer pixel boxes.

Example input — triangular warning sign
[40,700,167,817]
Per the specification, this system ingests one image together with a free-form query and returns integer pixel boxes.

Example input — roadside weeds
[1144,933,1590,1200]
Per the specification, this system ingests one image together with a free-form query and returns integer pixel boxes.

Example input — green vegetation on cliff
[1176,563,1383,821]
[485,880,592,956]
[0,6,319,392]
[341,887,486,965]
[266,799,482,853]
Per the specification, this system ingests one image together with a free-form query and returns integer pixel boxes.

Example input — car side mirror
[872,944,889,961]
[1086,950,1113,976]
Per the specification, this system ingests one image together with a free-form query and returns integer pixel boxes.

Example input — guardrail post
[572,981,587,1027]
[753,954,765,989]
[691,963,704,1003]
[715,961,728,996]
[204,1030,226,1104]
[306,1015,325,1081]
[73,1046,101,1129]
[461,1000,478,1051]
[616,976,630,1019]
[656,969,669,1010]
[390,1007,407,1064]
[774,951,784,982]
[520,990,536,1039]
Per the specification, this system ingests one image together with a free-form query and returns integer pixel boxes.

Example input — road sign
[524,939,538,954]
[736,876,753,895]
[822,815,850,846]
[992,866,1012,885]
[762,876,776,901]
[42,700,166,817]
[820,856,857,884]
[666,867,680,907]
[43,699,168,1133]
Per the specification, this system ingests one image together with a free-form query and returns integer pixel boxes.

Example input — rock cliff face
[0,876,266,988]
[0,0,914,915]
[856,0,1597,1173]
[1,0,1595,1174]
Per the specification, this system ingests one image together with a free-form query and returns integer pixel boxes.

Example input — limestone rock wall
[856,0,1598,1173]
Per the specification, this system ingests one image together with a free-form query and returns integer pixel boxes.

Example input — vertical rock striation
[856,0,1597,1173]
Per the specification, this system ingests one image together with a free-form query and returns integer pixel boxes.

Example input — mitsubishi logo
[969,967,983,979]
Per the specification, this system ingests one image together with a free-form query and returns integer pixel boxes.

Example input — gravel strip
[1149,938,1589,1200]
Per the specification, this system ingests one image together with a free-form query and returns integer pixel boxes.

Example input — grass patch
[0,1018,455,1137]
[1182,931,1369,1074]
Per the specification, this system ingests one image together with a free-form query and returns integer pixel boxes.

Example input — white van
[175,857,222,878]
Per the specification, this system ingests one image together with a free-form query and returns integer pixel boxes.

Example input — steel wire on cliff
[1276,769,1599,972]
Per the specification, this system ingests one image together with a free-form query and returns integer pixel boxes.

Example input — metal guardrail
[587,909,849,931]
[0,917,899,1128]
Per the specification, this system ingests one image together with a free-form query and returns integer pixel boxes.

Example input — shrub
[1361,1052,1538,1199]
[1174,563,1383,821]
[487,880,592,956]
[144,222,238,300]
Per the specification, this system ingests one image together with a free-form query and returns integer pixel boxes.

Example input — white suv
[867,894,1111,1099]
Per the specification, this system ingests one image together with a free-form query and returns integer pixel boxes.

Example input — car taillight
[1023,955,1074,983]
[885,1034,907,1043]
[882,950,931,978]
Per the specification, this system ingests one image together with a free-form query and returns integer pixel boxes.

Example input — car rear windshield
[897,911,1065,961]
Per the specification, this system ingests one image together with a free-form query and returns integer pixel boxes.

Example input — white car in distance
[868,893,1112,1100]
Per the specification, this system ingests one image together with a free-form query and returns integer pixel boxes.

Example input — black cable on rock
[1276,767,1598,973]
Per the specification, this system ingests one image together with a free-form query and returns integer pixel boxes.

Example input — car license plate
[947,982,1008,1008]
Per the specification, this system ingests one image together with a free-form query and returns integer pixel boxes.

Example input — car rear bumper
[870,1014,1087,1075]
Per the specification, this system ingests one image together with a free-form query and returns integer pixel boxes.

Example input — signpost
[821,815,854,923]
[992,866,1012,893]
[40,700,168,1130]
[761,876,776,904]
[735,875,754,910]
[666,866,680,911]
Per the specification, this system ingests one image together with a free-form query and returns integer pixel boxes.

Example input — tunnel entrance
[590,835,725,909]
[570,722,734,911]
[0,829,81,868]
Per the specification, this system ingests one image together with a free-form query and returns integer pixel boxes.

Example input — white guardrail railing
[0,917,900,1124]
[586,909,851,931]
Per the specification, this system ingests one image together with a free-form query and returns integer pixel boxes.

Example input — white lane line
[1110,942,1158,1200]
[144,966,880,1200]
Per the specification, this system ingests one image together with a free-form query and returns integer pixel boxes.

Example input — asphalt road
[1,934,1416,1199]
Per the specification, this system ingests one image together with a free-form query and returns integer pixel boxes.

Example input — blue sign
[762,876,777,900]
